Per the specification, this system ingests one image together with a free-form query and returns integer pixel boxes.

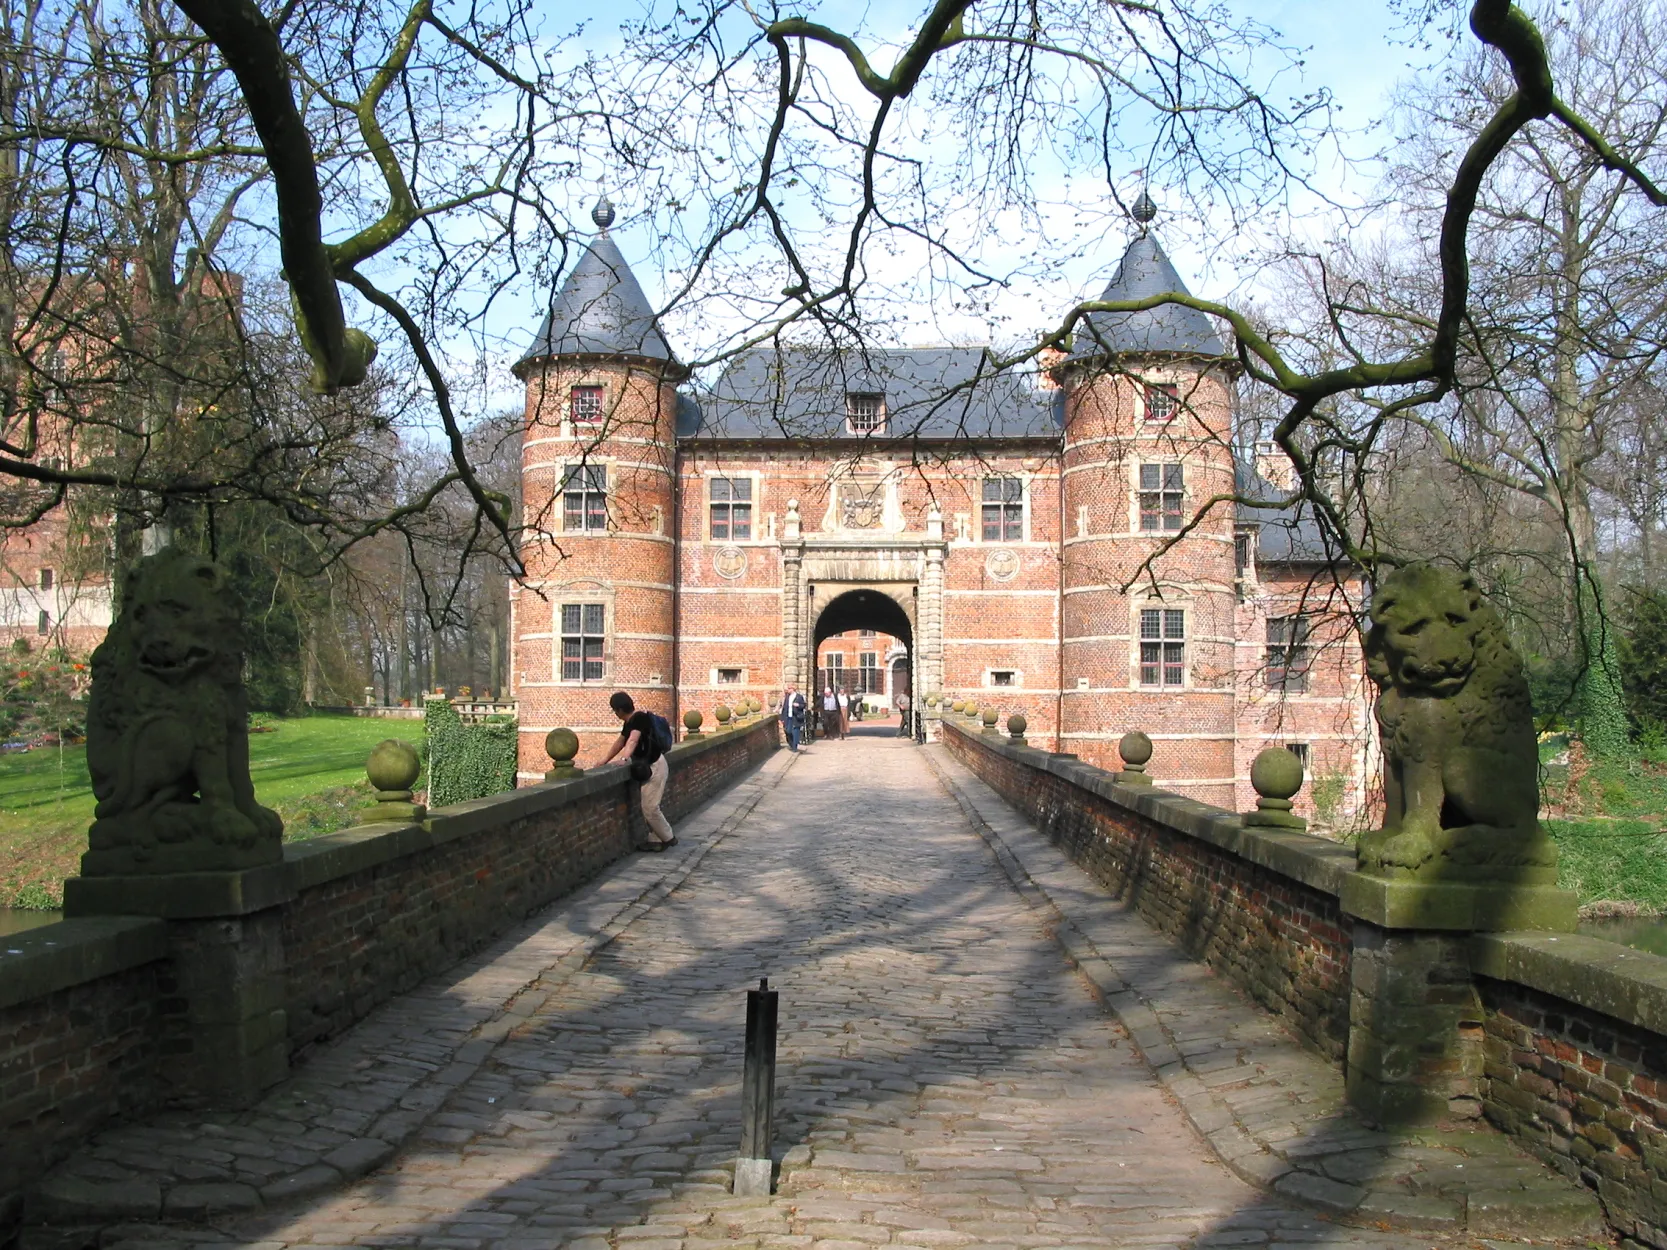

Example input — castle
[510,199,1375,819]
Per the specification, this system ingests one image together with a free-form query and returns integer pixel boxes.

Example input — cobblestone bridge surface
[191,732,1555,1250]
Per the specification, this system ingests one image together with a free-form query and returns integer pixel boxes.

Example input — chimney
[1254,440,1297,492]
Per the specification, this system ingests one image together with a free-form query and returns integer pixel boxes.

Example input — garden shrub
[424,697,517,808]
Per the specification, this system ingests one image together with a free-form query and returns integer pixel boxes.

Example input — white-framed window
[989,670,1016,687]
[570,385,605,425]
[821,652,846,692]
[1143,381,1180,424]
[562,463,608,532]
[1286,742,1310,767]
[1266,615,1311,693]
[981,477,1024,542]
[846,392,886,434]
[858,651,880,693]
[559,603,606,682]
[715,667,744,685]
[1139,608,1185,687]
[709,477,753,541]
[1138,463,1184,532]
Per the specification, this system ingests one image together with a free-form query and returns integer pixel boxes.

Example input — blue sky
[442,0,1460,403]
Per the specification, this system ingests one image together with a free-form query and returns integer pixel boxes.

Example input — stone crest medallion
[985,547,1020,582]
[840,483,885,529]
[713,545,747,580]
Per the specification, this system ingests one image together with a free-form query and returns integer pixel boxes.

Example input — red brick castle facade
[510,199,1374,822]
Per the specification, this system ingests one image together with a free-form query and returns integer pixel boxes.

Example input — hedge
[424,697,517,808]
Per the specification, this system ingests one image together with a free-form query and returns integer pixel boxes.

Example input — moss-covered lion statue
[82,548,283,876]
[1358,564,1557,883]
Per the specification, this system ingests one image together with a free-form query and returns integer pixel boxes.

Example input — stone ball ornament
[951,700,965,714]
[1251,746,1304,802]
[1008,713,1028,738]
[683,709,704,731]
[544,727,580,766]
[367,738,422,792]
[715,704,732,724]
[981,707,999,728]
[1118,731,1153,767]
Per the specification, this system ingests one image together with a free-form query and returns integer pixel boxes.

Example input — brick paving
[66,729,1569,1250]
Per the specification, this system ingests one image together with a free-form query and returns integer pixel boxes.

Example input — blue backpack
[648,712,676,755]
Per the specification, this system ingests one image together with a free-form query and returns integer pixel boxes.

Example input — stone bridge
[4,712,1666,1249]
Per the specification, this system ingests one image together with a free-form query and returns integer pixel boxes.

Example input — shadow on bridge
[197,747,1437,1250]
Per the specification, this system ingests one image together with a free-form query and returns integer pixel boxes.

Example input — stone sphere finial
[1007,713,1028,742]
[367,738,421,792]
[715,703,732,726]
[362,739,425,824]
[1131,188,1157,225]
[683,708,703,733]
[592,197,615,229]
[981,707,999,731]
[1117,731,1154,785]
[543,727,584,782]
[951,700,965,714]
[1247,746,1306,829]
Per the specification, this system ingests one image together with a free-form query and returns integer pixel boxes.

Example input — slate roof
[1234,461,1337,564]
[1070,233,1228,361]
[688,346,1063,440]
[515,233,678,374]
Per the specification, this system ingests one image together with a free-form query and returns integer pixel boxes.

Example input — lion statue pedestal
[1340,564,1576,1128]
[61,548,291,1109]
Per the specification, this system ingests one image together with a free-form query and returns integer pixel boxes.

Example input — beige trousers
[640,754,674,843]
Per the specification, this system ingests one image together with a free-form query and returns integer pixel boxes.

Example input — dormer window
[1143,382,1180,423]
[846,392,886,434]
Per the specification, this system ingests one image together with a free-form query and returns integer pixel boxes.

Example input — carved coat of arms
[840,483,885,529]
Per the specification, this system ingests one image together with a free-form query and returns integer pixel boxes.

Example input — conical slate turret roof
[1069,233,1227,361]
[515,227,679,375]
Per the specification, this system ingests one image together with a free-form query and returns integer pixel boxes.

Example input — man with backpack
[597,691,677,851]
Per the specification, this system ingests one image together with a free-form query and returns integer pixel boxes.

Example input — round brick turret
[1057,212,1237,803]
[510,206,684,771]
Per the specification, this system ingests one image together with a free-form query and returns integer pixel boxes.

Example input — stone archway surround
[780,531,944,706]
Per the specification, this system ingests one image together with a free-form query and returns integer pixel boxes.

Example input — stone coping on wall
[1471,930,1667,1036]
[0,916,167,1010]
[941,720,1356,898]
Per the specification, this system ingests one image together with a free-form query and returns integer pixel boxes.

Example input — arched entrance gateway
[778,497,946,742]
[810,587,916,736]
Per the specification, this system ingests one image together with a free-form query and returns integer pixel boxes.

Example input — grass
[1543,742,1667,912]
[0,714,423,910]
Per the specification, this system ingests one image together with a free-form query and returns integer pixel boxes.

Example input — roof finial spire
[1130,187,1157,229]
[591,196,615,231]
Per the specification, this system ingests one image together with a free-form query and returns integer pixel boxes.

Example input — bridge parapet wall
[943,718,1667,1248]
[942,719,1353,1060]
[0,715,778,1242]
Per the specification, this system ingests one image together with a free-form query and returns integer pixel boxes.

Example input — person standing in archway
[836,687,849,737]
[822,686,840,741]
[895,689,910,738]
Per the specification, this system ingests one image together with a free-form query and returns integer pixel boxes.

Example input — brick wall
[1470,934,1667,1249]
[282,715,780,1056]
[0,917,168,1244]
[943,720,1353,1061]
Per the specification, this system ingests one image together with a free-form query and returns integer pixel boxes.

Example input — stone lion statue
[82,549,283,876]
[1357,564,1558,882]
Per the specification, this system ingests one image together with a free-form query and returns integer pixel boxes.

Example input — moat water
[1578,914,1667,957]
[0,907,60,937]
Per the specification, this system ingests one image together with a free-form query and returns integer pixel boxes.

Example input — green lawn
[0,715,423,909]
[1544,744,1667,912]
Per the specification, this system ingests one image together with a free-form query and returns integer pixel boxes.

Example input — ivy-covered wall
[424,698,517,807]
